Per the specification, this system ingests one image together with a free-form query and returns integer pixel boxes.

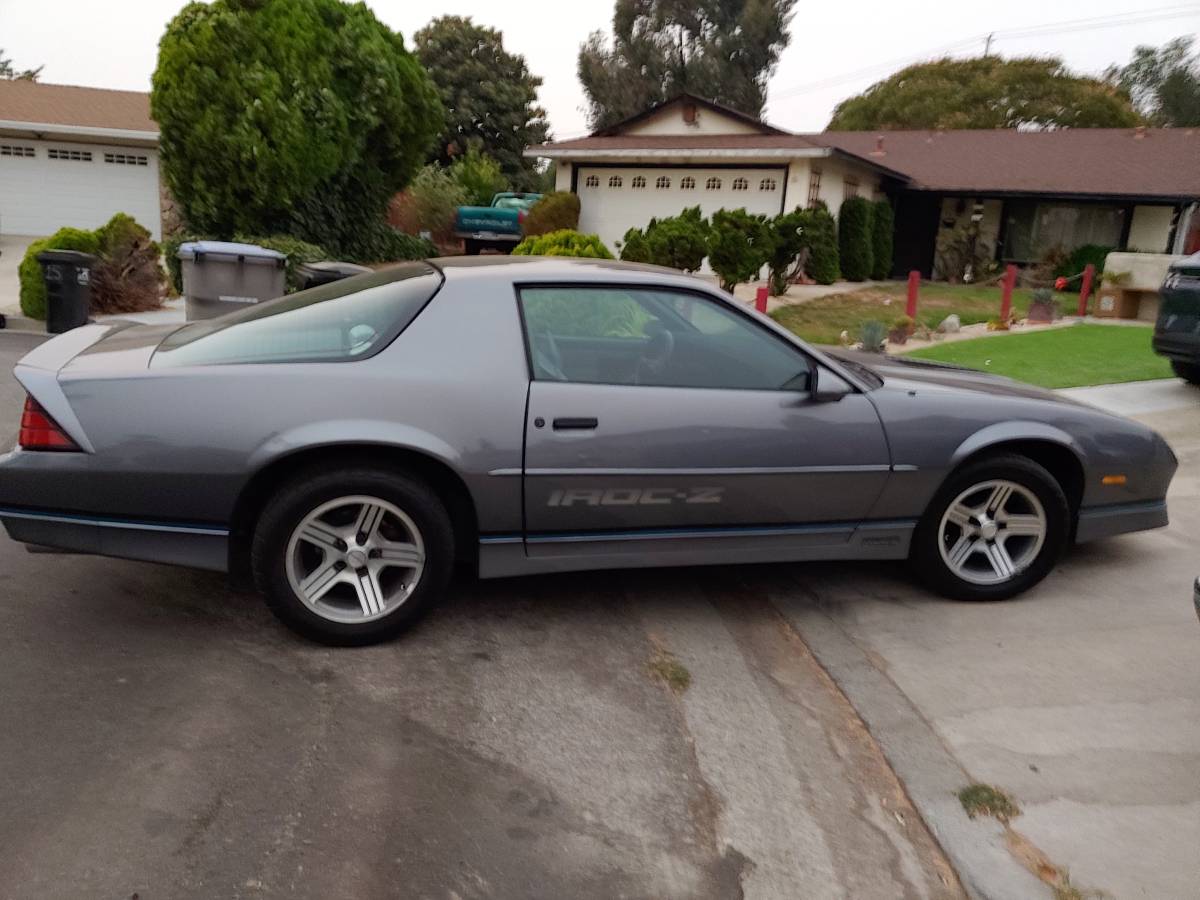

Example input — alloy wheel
[937,479,1046,586]
[285,494,426,623]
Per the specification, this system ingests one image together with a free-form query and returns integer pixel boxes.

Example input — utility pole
[984,33,994,57]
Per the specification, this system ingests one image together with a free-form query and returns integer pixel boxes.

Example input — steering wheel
[635,322,675,385]
[533,328,568,381]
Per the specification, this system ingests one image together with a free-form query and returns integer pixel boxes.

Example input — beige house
[528,94,1200,275]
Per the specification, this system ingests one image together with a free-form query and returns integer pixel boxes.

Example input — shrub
[234,234,329,290]
[374,229,437,263]
[799,202,840,284]
[19,227,102,319]
[936,221,996,283]
[838,196,873,281]
[1055,244,1113,296]
[768,208,806,296]
[449,148,509,207]
[392,165,468,246]
[620,207,710,271]
[858,320,886,352]
[512,229,613,258]
[523,191,580,237]
[91,214,166,315]
[870,199,894,279]
[151,0,440,258]
[708,208,773,293]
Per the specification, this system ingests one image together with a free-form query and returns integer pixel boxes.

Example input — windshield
[152,263,441,367]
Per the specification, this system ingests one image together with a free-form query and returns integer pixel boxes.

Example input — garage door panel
[577,166,786,252]
[0,140,161,239]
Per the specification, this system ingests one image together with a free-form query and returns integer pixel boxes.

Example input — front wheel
[912,454,1070,601]
[1171,360,1200,385]
[251,467,455,645]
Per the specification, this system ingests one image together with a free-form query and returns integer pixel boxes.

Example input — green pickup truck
[454,192,542,255]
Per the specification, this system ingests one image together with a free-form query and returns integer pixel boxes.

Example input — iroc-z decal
[547,487,725,507]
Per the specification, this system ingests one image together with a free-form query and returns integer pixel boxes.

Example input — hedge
[19,228,103,319]
[800,203,841,285]
[512,229,612,258]
[522,192,580,237]
[870,199,894,280]
[838,196,873,282]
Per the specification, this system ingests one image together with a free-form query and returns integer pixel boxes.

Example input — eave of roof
[0,80,157,139]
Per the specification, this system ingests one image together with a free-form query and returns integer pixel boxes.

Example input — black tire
[1171,360,1200,385]
[911,453,1070,602]
[251,466,455,646]
[463,239,481,256]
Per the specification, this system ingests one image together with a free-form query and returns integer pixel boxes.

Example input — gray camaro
[0,258,1178,644]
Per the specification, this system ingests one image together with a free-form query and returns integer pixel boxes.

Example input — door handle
[552,417,598,431]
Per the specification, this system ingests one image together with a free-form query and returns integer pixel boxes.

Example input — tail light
[518,209,527,224]
[19,396,80,452]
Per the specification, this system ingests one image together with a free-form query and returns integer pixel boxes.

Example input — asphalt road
[0,332,961,900]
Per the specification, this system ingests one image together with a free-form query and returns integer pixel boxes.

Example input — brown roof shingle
[0,80,155,134]
[534,127,1200,200]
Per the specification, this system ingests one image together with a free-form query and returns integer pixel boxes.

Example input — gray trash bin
[178,240,286,321]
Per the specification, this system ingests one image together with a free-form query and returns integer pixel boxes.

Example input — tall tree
[578,0,796,131]
[152,0,440,259]
[827,57,1139,131]
[1106,38,1200,127]
[414,16,549,190]
[0,49,41,81]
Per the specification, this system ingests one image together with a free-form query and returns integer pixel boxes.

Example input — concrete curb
[774,597,1053,900]
[0,314,44,334]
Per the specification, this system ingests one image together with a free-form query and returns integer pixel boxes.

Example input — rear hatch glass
[151,262,442,367]
[1159,260,1200,335]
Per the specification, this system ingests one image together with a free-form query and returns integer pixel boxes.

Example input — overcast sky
[2,0,1197,137]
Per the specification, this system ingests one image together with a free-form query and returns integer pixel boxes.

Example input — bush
[391,165,468,246]
[512,229,612,258]
[799,202,840,284]
[19,227,102,319]
[619,207,710,271]
[870,200,894,279]
[523,192,580,237]
[858,320,886,353]
[234,234,329,291]
[374,229,437,263]
[1055,244,1113,296]
[449,148,509,207]
[838,196,874,281]
[708,208,773,293]
[91,215,166,315]
[151,0,440,258]
[936,221,996,284]
[767,208,805,296]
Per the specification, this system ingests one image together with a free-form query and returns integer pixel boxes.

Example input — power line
[766,4,1200,104]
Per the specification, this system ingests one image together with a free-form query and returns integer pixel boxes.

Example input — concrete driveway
[0,234,39,315]
[773,377,1200,899]
[0,333,961,900]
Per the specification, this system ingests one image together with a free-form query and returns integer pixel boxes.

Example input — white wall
[622,101,762,136]
[1127,205,1175,253]
[784,156,881,215]
[554,162,572,192]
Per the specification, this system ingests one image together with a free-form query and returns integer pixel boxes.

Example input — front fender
[950,420,1086,468]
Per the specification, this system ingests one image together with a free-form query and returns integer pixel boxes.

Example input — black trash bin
[37,249,96,334]
[296,261,372,291]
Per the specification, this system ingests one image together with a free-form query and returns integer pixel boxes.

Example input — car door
[517,283,893,562]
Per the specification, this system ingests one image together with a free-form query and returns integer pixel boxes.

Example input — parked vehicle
[1153,251,1200,385]
[454,192,541,255]
[0,258,1177,645]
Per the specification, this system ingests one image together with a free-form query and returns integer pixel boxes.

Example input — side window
[519,286,810,391]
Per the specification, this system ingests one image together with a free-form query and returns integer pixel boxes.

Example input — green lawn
[772,281,1037,345]
[902,324,1172,389]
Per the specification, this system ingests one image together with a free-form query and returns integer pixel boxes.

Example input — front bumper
[1075,500,1169,543]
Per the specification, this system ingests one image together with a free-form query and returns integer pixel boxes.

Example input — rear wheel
[1171,360,1200,385]
[463,239,481,256]
[912,454,1070,601]
[252,467,454,645]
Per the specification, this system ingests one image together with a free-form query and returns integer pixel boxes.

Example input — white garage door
[0,139,162,239]
[576,166,787,252]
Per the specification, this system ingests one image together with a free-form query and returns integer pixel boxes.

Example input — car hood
[825,349,1086,406]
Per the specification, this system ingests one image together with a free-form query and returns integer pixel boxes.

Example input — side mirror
[811,366,852,403]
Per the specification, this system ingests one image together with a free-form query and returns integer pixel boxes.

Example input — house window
[608,175,623,188]
[807,168,822,206]
[759,178,777,192]
[655,175,671,189]
[1001,201,1126,263]
[584,174,600,188]
[0,144,35,158]
[705,176,722,190]
[631,175,646,189]
[47,148,92,162]
[103,152,148,166]
[844,178,859,200]
[732,177,748,191]
[680,176,696,190]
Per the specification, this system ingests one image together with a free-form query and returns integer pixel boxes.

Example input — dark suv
[1154,252,1200,385]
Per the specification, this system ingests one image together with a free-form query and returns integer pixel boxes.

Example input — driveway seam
[769,582,1054,900]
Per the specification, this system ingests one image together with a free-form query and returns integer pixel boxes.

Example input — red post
[754,285,769,314]
[1077,263,1095,317]
[906,270,919,319]
[1000,263,1017,321]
